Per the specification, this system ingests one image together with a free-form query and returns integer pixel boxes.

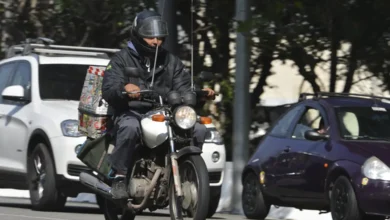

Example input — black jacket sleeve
[102,53,129,111]
[171,57,208,109]
[172,58,196,93]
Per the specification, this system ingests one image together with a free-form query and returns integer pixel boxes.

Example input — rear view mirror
[198,71,214,82]
[124,67,141,78]
[304,130,329,141]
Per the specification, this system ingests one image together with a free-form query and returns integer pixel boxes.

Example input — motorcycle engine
[128,159,159,203]
[129,178,150,201]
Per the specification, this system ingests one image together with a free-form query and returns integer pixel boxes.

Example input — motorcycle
[78,65,217,220]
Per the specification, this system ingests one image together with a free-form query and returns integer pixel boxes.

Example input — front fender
[325,160,362,191]
[176,146,202,160]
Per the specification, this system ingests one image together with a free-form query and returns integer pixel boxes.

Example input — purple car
[242,92,390,220]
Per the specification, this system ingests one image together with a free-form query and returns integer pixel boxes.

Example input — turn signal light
[199,117,212,124]
[152,114,165,122]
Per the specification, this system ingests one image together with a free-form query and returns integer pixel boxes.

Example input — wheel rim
[332,182,349,220]
[242,175,257,213]
[171,159,200,218]
[31,151,46,199]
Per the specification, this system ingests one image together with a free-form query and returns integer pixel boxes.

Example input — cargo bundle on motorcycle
[76,65,114,178]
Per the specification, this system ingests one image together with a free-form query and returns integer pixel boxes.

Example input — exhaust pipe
[80,172,112,200]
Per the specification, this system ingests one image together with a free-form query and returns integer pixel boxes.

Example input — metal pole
[158,0,178,56]
[231,0,251,214]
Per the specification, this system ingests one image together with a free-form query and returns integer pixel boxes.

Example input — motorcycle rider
[101,10,216,199]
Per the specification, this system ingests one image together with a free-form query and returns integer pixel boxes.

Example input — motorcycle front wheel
[169,155,210,220]
[97,195,135,220]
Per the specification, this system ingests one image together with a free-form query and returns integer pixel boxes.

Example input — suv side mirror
[304,130,329,141]
[2,85,29,102]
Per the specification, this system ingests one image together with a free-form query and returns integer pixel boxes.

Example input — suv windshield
[336,106,390,141]
[39,64,104,101]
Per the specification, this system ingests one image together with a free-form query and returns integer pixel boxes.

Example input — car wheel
[27,143,67,211]
[242,172,270,219]
[206,186,221,218]
[330,176,386,220]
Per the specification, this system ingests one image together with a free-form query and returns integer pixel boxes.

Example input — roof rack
[299,92,390,102]
[6,37,120,59]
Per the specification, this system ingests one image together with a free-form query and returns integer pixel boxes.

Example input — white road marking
[0,213,69,220]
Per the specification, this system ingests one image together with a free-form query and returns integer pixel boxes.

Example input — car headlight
[174,106,197,129]
[61,120,84,137]
[362,156,390,181]
[205,128,223,144]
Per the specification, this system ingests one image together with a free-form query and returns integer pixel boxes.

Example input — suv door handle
[283,146,291,153]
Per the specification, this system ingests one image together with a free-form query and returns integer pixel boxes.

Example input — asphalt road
[0,197,248,220]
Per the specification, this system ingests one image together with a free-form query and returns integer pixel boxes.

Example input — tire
[96,194,143,216]
[169,155,210,220]
[27,143,66,211]
[206,186,221,218]
[330,176,386,220]
[242,172,270,219]
[96,194,105,212]
[99,196,135,220]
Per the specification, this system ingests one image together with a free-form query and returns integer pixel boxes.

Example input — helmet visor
[137,19,169,38]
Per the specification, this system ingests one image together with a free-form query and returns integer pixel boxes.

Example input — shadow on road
[0,198,226,219]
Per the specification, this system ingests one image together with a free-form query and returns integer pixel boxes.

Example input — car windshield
[336,106,390,141]
[39,64,104,101]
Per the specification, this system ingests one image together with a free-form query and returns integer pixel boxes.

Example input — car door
[0,60,33,173]
[261,104,305,196]
[281,103,331,199]
[0,61,19,171]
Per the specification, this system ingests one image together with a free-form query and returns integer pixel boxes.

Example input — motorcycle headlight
[205,128,223,145]
[174,106,197,129]
[362,156,390,181]
[61,120,84,137]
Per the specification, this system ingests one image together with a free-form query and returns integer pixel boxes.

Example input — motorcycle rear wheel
[169,155,210,220]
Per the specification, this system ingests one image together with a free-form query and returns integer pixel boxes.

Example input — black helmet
[131,10,169,57]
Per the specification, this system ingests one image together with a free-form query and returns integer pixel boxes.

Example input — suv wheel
[242,172,270,219]
[27,143,66,210]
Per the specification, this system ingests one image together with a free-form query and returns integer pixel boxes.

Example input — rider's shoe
[111,176,128,200]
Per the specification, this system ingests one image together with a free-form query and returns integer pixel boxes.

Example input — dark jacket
[102,42,193,115]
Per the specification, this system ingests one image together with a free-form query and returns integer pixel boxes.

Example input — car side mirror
[2,85,29,102]
[124,67,141,78]
[304,130,329,141]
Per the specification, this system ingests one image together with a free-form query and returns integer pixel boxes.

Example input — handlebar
[121,89,155,95]
[194,89,220,97]
[123,89,220,105]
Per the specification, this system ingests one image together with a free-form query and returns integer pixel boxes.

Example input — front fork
[167,124,183,198]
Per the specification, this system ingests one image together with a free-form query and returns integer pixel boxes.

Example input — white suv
[0,38,226,215]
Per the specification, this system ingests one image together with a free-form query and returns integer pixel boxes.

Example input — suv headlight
[174,106,197,129]
[362,156,390,181]
[205,128,223,145]
[61,120,84,137]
